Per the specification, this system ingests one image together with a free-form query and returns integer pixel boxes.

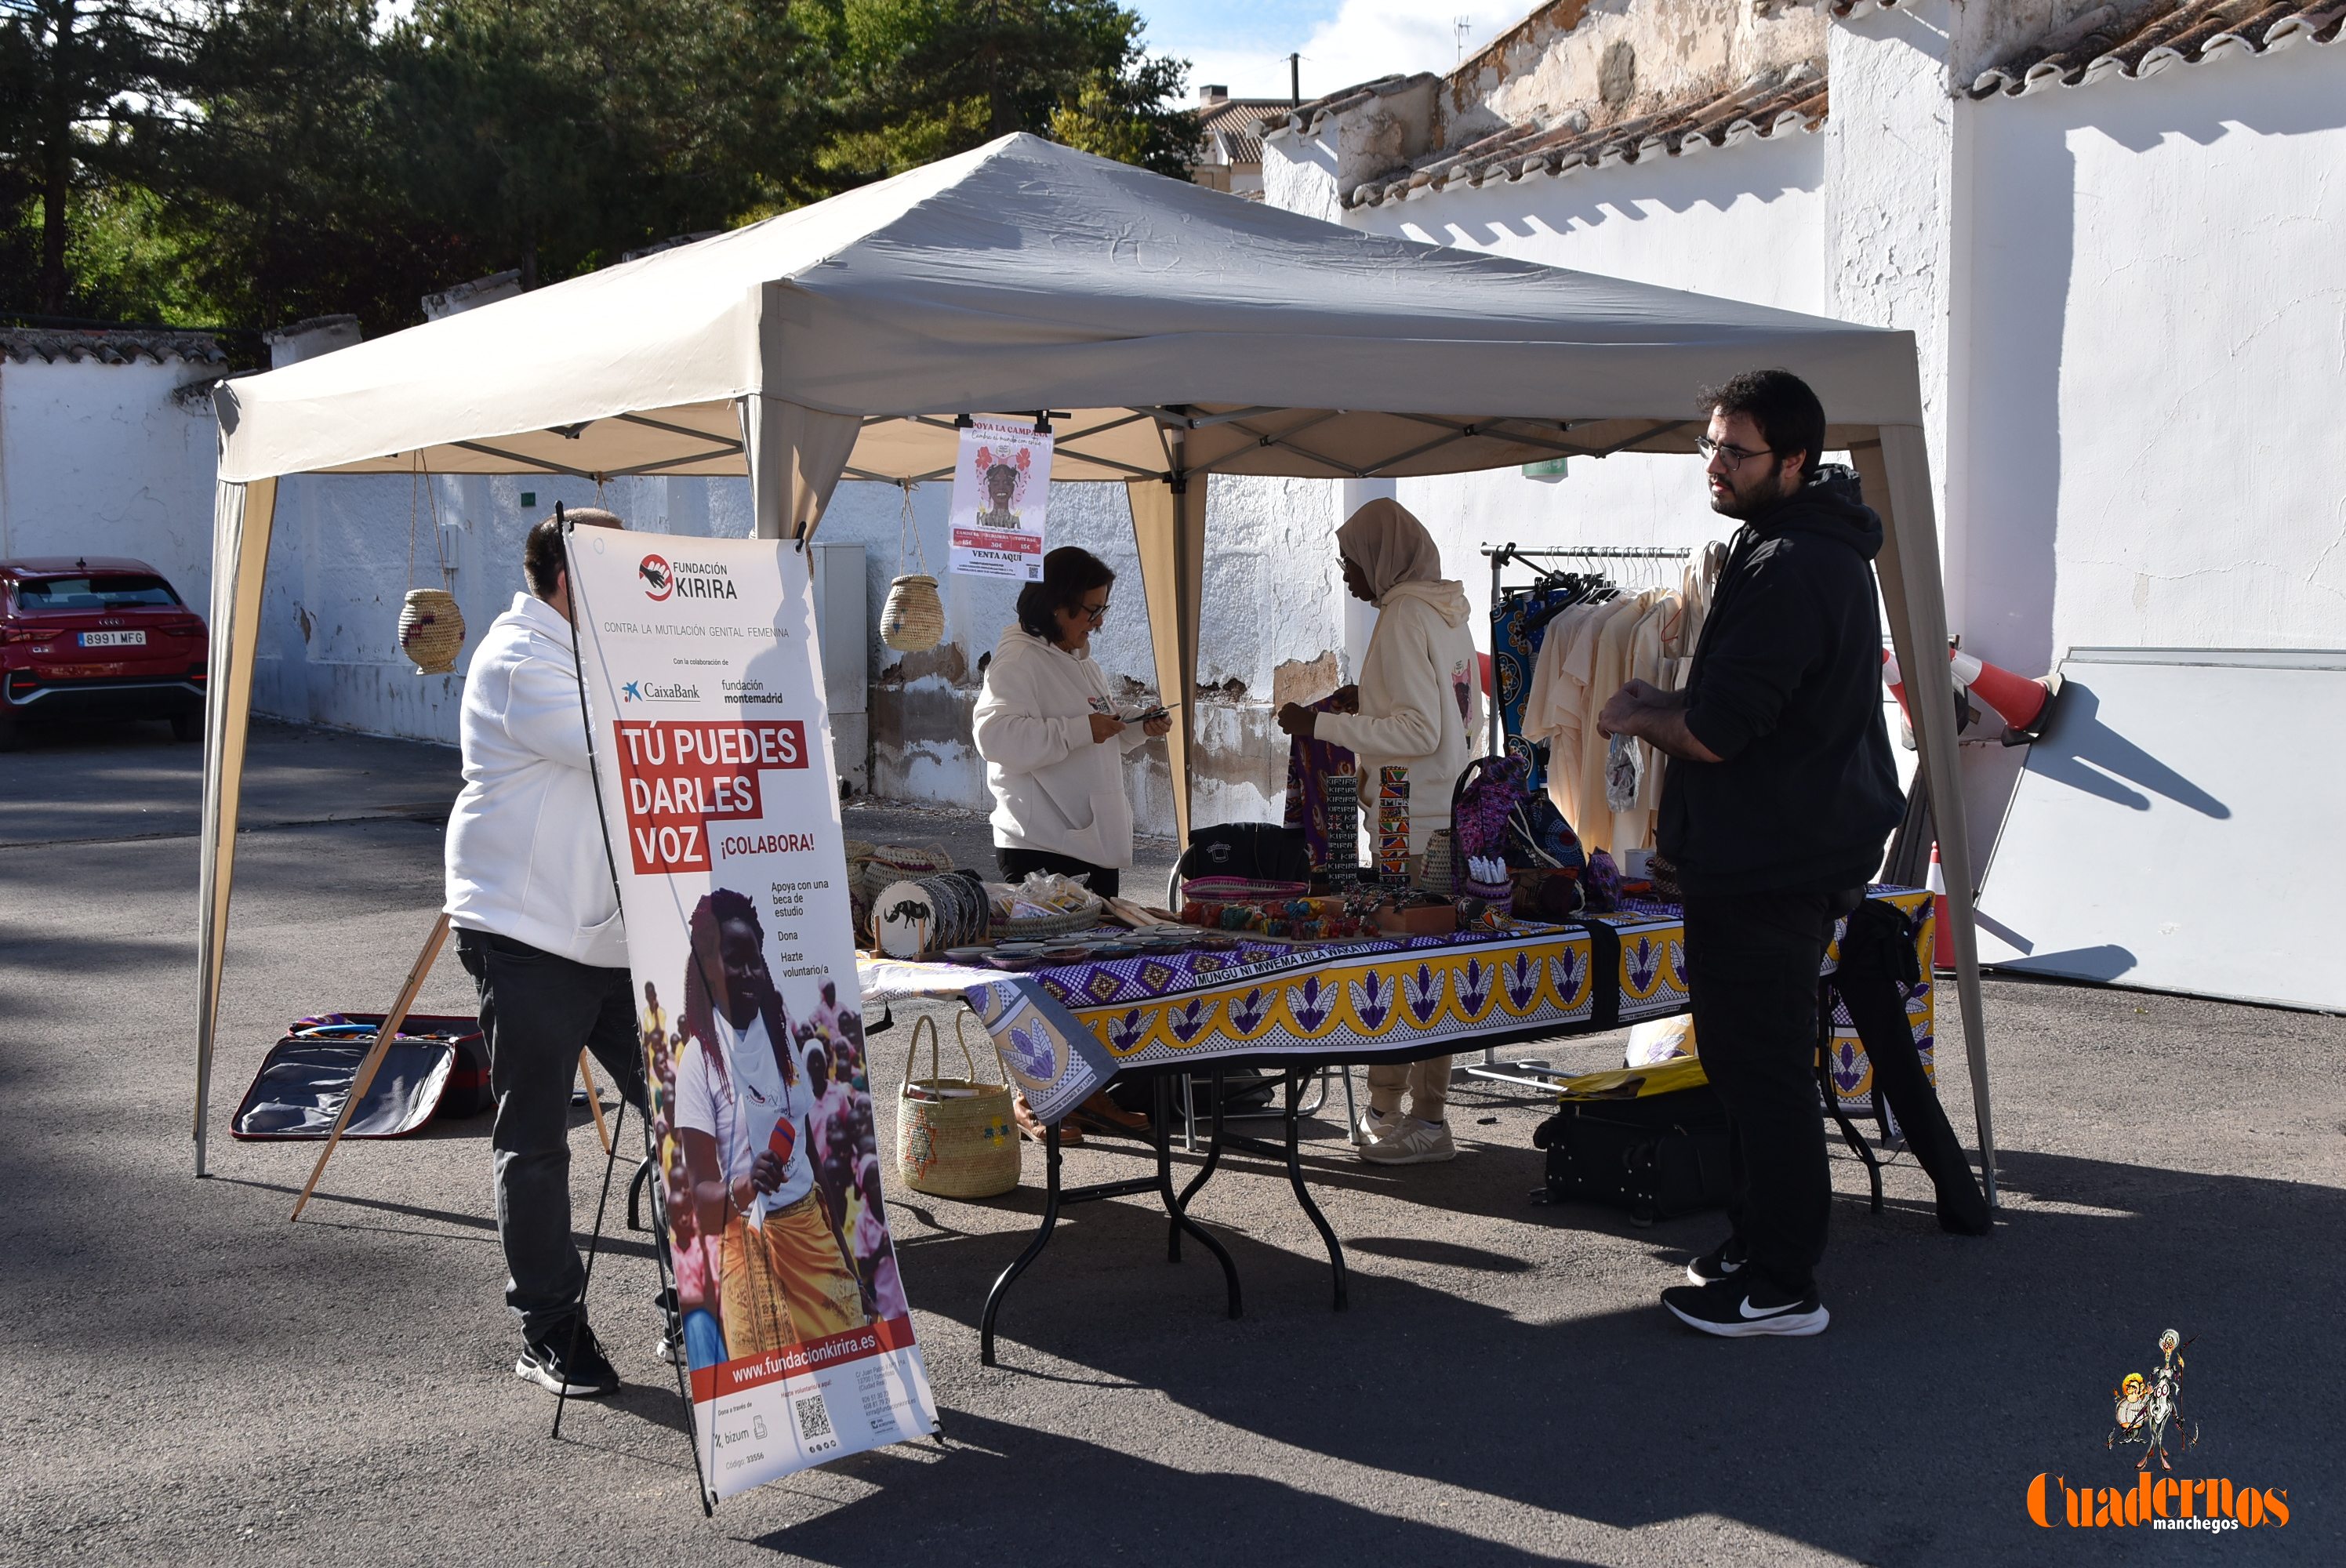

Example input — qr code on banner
[793,1394,838,1453]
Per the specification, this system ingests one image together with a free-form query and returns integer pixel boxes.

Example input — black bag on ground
[1531,1084,1732,1226]
[231,1012,491,1141]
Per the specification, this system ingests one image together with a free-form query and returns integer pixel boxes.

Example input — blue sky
[1128,1,1530,103]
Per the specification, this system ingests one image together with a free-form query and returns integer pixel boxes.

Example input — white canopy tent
[199,132,1994,1196]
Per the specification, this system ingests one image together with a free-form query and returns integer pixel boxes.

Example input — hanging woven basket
[881,574,942,652]
[398,588,466,675]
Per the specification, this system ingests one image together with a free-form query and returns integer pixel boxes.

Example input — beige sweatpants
[1366,1057,1451,1123]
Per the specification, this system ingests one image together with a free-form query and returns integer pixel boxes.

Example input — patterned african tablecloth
[857,887,1936,1124]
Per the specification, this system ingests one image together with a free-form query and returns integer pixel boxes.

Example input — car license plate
[78,630,147,648]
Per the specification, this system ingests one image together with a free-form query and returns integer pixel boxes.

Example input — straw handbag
[895,1013,1019,1199]
[880,484,944,652]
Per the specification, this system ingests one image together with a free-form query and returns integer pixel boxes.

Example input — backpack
[1504,793,1584,877]
[1448,754,1532,902]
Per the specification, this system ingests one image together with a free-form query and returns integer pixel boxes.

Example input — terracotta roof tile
[1348,64,1828,209]
[1198,96,1285,165]
[1968,0,2343,96]
[1258,74,1443,142]
[1,328,227,366]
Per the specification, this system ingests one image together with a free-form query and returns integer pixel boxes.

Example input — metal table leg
[980,1121,1064,1367]
[1161,1072,1241,1317]
[1284,1069,1348,1310]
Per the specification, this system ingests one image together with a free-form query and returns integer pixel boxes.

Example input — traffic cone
[1949,649,2062,745]
[1881,648,1917,749]
[1880,648,1911,720]
[1927,842,1954,972]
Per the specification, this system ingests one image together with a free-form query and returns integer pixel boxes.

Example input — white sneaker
[1360,1116,1457,1165]
[1353,1106,1406,1148]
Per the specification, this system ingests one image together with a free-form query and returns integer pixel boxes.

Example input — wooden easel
[289,912,613,1221]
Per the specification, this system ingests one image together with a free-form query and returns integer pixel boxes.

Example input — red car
[1,556,209,750]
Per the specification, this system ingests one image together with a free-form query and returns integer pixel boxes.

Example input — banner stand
[553,516,940,1508]
[549,515,718,1515]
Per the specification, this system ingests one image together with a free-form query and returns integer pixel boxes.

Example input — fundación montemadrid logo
[638,552,736,602]
[2025,1327,2290,1534]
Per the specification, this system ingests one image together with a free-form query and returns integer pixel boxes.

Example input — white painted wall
[1826,1,1960,597]
[1349,129,1832,665]
[1957,43,2346,673]
[0,358,220,607]
[252,472,751,746]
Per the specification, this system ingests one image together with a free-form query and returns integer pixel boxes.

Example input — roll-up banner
[566,528,936,1502]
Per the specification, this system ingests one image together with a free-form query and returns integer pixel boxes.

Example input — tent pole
[1128,463,1207,849]
[195,474,279,1178]
[737,378,860,548]
[1854,430,1996,1203]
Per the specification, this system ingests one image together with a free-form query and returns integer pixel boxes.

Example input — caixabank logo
[2025,1328,2290,1534]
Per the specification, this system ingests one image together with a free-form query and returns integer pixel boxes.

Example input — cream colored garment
[1525,601,1614,833]
[1571,593,1654,852]
[1519,601,1598,815]
[1611,593,1678,851]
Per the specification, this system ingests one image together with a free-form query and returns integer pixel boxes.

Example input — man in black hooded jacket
[1599,368,1902,1338]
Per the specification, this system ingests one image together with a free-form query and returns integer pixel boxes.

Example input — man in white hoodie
[445,507,645,1398]
[1277,499,1483,1165]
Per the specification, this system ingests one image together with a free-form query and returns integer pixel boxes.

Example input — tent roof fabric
[214,132,1923,486]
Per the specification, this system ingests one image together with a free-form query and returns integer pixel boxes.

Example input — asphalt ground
[2,717,2341,1566]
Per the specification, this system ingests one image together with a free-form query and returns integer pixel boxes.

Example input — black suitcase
[1531,1085,1732,1226]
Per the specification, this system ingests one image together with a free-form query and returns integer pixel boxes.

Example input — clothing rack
[1482,543,1692,755]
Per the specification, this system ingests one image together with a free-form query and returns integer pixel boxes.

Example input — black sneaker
[1684,1236,1747,1287]
[516,1325,621,1396]
[1661,1276,1829,1338]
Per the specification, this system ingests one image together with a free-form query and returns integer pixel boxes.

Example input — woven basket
[895,1013,1019,1199]
[881,575,944,652]
[398,589,466,675]
[989,903,1102,942]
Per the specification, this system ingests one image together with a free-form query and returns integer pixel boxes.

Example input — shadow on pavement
[779,1146,2340,1566]
[762,1409,1591,1568]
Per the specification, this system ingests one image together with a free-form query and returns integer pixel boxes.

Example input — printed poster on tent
[948,417,1052,580]
[566,529,937,1503]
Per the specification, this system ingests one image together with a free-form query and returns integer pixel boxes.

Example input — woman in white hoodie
[1276,499,1483,1167]
[975,546,1170,1140]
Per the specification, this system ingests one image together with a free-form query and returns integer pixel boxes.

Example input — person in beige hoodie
[1278,499,1483,1166]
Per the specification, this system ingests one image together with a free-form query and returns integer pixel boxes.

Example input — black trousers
[455,928,648,1342]
[997,845,1121,899]
[1682,887,1861,1299]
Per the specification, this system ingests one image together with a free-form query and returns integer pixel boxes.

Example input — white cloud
[1141,1,1531,104]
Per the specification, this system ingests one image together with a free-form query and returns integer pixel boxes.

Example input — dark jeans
[455,928,648,1342]
[997,845,1120,898]
[1682,887,1861,1299]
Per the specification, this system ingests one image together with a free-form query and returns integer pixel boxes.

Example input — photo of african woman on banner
[651,887,892,1359]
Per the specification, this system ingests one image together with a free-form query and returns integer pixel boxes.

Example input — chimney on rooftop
[421,270,522,323]
[1198,85,1228,105]
[263,315,361,368]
